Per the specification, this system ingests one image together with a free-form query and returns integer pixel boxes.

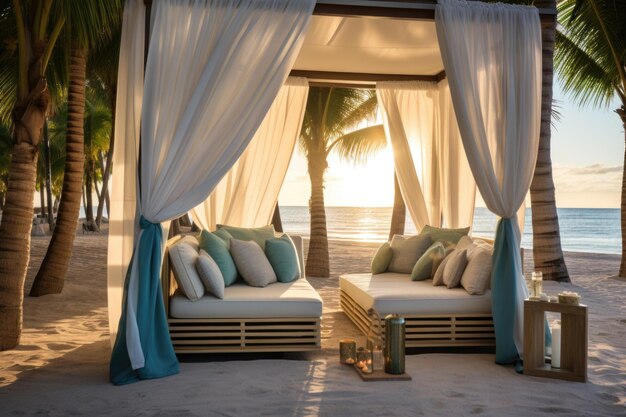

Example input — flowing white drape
[377,82,439,229]
[107,0,314,369]
[191,77,309,230]
[107,0,144,343]
[437,79,476,229]
[436,0,541,358]
[377,80,475,231]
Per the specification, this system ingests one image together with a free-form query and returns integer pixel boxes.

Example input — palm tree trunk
[30,47,87,297]
[618,106,626,277]
[39,179,45,220]
[389,172,406,240]
[0,74,49,348]
[43,119,54,231]
[272,203,283,233]
[85,160,96,225]
[306,151,330,277]
[529,0,570,282]
[96,93,116,227]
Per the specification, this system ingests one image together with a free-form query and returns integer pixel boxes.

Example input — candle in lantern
[339,338,357,364]
[551,322,561,368]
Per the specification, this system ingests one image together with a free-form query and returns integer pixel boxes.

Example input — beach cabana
[107,0,549,384]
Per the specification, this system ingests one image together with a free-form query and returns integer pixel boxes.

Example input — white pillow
[179,234,199,252]
[443,248,468,289]
[461,247,492,295]
[169,242,204,301]
[196,250,225,299]
[388,234,432,274]
[229,239,277,287]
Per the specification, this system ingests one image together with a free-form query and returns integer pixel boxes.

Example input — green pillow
[371,242,393,274]
[411,241,446,281]
[216,224,275,249]
[198,230,238,286]
[265,235,300,283]
[213,228,233,247]
[420,225,470,245]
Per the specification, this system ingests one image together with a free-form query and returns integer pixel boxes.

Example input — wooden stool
[524,300,587,382]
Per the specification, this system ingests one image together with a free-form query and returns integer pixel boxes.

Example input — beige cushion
[461,247,492,295]
[443,248,468,289]
[432,246,455,286]
[169,242,205,301]
[170,279,323,318]
[455,235,473,251]
[339,273,491,315]
[179,234,199,252]
[230,238,277,287]
[196,250,225,299]
[388,234,432,274]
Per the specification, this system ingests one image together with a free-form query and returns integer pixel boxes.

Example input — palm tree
[300,87,385,277]
[0,0,66,350]
[30,0,122,297]
[88,30,120,228]
[554,0,626,276]
[529,0,570,282]
[82,87,112,228]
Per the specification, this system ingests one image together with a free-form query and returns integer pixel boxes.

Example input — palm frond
[556,0,626,106]
[555,30,616,107]
[329,124,387,165]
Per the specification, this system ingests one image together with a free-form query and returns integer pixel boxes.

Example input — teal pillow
[198,230,238,286]
[216,224,275,249]
[265,235,300,283]
[420,225,470,245]
[411,241,446,281]
[371,242,393,274]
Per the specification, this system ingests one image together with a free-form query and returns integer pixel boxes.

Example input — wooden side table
[524,300,587,382]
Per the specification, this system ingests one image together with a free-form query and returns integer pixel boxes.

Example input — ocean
[279,206,621,255]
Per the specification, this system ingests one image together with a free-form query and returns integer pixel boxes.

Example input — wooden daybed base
[339,274,496,349]
[162,235,321,354]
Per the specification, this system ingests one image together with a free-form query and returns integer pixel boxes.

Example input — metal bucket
[384,314,405,374]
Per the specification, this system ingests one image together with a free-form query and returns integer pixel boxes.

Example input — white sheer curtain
[191,77,309,230]
[107,0,144,343]
[377,81,439,229]
[377,80,475,231]
[436,0,541,361]
[107,0,314,379]
[437,79,476,229]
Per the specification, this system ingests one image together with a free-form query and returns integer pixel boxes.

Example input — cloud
[553,164,622,195]
[563,164,623,176]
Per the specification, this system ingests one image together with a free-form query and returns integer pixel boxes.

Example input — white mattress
[170,278,323,319]
[339,273,492,316]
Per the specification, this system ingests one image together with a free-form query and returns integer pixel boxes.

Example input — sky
[278,77,624,209]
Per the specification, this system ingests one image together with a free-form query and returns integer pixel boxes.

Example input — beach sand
[0,230,624,416]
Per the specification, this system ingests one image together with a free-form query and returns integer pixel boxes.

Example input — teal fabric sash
[110,216,179,385]
[491,218,521,365]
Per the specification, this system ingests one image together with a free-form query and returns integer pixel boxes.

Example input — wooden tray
[353,365,412,381]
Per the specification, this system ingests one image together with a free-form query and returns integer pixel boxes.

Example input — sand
[0,230,624,416]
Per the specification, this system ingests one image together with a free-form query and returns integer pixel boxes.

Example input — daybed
[162,234,323,354]
[340,273,495,348]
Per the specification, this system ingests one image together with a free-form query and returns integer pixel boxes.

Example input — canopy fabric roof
[293,15,444,77]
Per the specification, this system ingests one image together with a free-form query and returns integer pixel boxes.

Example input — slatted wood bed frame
[340,289,496,348]
[161,235,321,354]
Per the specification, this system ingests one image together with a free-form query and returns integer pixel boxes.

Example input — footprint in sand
[46,343,75,351]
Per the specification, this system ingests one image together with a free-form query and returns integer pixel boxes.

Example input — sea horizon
[278,206,621,255]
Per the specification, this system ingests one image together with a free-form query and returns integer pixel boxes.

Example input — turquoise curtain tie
[110,216,179,385]
[491,217,521,365]
[140,215,155,229]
